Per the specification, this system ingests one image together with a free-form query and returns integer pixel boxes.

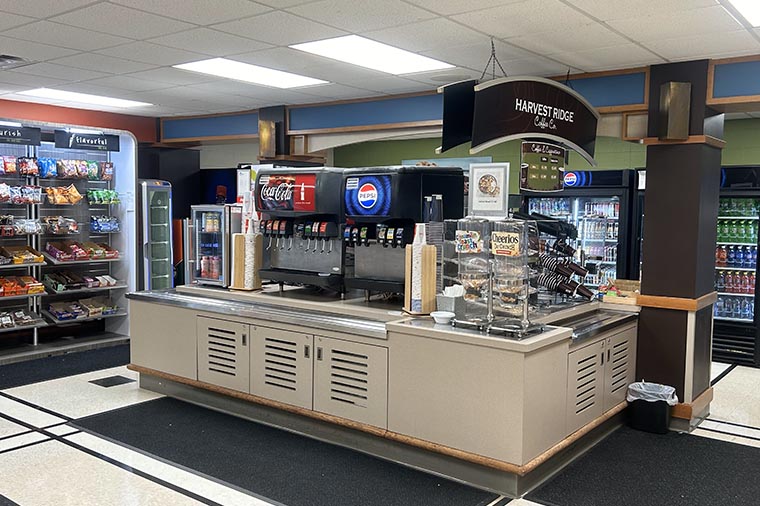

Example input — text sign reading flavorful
[520,141,566,192]
[344,175,392,217]
[54,130,120,152]
[256,173,317,212]
[0,126,41,146]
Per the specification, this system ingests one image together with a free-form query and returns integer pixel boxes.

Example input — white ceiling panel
[0,11,33,30]
[231,47,332,71]
[493,56,578,76]
[2,94,66,105]
[0,35,78,62]
[0,71,68,88]
[213,11,347,46]
[287,0,437,32]
[421,40,535,71]
[507,22,628,54]
[0,83,27,94]
[287,83,381,99]
[110,0,272,25]
[51,3,195,39]
[256,0,319,7]
[126,68,221,86]
[3,21,131,52]
[96,42,206,66]
[644,30,760,61]
[608,5,744,41]
[83,75,175,92]
[402,0,526,16]
[148,28,271,57]
[47,81,144,98]
[51,54,157,74]
[9,63,110,82]
[565,0,718,22]
[340,75,433,94]
[0,0,95,17]
[364,18,484,53]
[452,0,595,39]
[551,44,665,72]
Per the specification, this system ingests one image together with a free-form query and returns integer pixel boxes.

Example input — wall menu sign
[0,126,41,146]
[256,173,316,212]
[468,77,599,166]
[520,141,566,192]
[54,130,120,152]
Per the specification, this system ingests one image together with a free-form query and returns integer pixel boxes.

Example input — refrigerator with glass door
[139,180,173,290]
[185,204,242,287]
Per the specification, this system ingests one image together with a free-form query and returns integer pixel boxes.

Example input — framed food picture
[468,163,509,217]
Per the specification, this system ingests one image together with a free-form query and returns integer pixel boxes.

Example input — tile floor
[0,362,756,506]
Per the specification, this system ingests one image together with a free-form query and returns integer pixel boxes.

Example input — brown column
[637,60,724,413]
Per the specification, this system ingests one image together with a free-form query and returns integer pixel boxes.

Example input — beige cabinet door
[603,326,637,412]
[314,336,388,429]
[250,327,314,410]
[197,316,250,393]
[566,339,605,434]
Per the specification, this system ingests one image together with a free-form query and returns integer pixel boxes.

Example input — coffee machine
[255,167,345,291]
[342,166,464,294]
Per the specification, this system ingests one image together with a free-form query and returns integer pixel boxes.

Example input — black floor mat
[0,344,130,389]
[74,397,502,506]
[527,426,760,506]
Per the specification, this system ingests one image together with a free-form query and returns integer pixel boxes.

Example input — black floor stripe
[0,410,223,506]
[0,391,74,422]
[0,438,50,456]
[711,363,737,386]
[698,426,760,443]
[707,417,760,432]
[0,430,34,443]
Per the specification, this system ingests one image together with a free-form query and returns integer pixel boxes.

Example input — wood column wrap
[672,386,714,420]
[637,291,717,311]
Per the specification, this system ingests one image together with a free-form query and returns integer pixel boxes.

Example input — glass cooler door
[144,183,173,290]
[193,207,226,285]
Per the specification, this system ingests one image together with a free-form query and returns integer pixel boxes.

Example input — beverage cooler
[185,204,242,287]
[713,166,760,367]
[521,169,637,291]
[138,180,173,290]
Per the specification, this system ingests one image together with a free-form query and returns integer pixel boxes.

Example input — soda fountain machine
[342,166,465,295]
[255,167,346,291]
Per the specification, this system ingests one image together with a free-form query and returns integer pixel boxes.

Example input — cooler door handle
[304,344,310,359]
[317,347,323,361]
[241,333,247,346]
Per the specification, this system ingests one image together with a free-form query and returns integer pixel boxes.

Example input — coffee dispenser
[342,166,464,294]
[255,167,345,291]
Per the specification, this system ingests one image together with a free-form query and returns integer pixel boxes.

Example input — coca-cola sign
[256,173,316,212]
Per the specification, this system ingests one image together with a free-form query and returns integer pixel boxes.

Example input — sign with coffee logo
[0,126,41,146]
[520,141,566,192]
[491,231,521,257]
[54,130,120,151]
[256,173,316,212]
[465,77,598,166]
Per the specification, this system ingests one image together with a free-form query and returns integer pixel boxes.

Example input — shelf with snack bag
[0,275,45,299]
[43,296,125,323]
[0,309,48,333]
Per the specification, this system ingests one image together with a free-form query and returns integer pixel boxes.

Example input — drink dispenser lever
[312,221,321,253]
[324,222,338,254]
[304,223,312,250]
[319,222,328,253]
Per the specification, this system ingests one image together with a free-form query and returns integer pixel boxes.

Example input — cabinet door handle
[607,349,610,362]
[601,351,604,366]
[317,347,323,361]
[305,344,310,359]
[241,333,247,346]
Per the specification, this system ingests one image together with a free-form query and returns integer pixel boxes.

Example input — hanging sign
[54,130,120,151]
[0,126,41,146]
[436,79,477,154]
[519,141,566,192]
[256,173,316,212]
[467,77,598,166]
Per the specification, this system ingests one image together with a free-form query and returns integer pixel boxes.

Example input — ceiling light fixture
[0,121,23,127]
[727,0,760,26]
[290,35,454,75]
[173,58,328,88]
[18,88,151,108]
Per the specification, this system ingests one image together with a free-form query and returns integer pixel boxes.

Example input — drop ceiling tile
[148,28,271,56]
[451,0,594,39]
[127,68,221,86]
[3,21,131,51]
[364,18,484,53]
[421,40,534,71]
[84,76,175,92]
[644,30,760,60]
[607,5,744,42]
[256,0,317,6]
[405,69,479,85]
[294,83,379,100]
[0,12,34,30]
[51,54,157,74]
[287,0,437,32]
[0,35,78,61]
[0,71,68,88]
[550,44,664,72]
[297,61,389,82]
[183,80,276,97]
[213,11,346,46]
[340,75,433,94]
[51,3,194,39]
[507,22,628,54]
[402,0,525,16]
[110,0,271,24]
[232,47,331,71]
[0,0,94,17]
[564,0,718,22]
[9,63,110,82]
[97,42,206,66]
[495,57,576,77]
[2,94,67,106]
[49,82,144,98]
[0,83,27,94]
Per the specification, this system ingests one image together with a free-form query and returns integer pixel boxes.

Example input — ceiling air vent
[0,55,33,70]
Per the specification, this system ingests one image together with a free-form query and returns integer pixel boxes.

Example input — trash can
[626,381,678,434]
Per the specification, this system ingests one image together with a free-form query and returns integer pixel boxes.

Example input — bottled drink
[741,272,751,294]
[721,221,731,242]
[716,296,724,317]
[752,247,758,268]
[725,272,734,293]
[715,246,722,266]
[731,297,740,318]
[730,221,739,241]
[200,256,210,278]
[736,246,744,268]
[716,272,725,292]
[729,199,738,217]
[750,272,756,294]
[727,246,736,267]
[742,299,753,320]
[718,246,727,266]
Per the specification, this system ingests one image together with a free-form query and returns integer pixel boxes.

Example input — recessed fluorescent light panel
[0,121,23,127]
[173,58,327,88]
[18,88,151,108]
[290,35,454,75]
[728,0,760,26]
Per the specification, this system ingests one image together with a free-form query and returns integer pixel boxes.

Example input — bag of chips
[76,160,89,179]
[59,160,77,179]
[99,162,114,181]
[38,158,57,178]
[86,161,99,180]
[17,157,39,176]
[2,156,16,175]
[0,184,9,203]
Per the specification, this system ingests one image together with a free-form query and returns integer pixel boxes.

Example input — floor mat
[74,397,502,506]
[0,345,130,390]
[527,426,760,506]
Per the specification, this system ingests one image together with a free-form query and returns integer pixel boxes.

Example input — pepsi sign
[564,172,578,187]
[345,175,391,217]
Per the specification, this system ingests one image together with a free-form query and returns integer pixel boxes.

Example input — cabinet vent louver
[329,349,370,408]
[574,351,599,415]
[609,339,630,395]
[263,337,298,392]
[207,326,237,376]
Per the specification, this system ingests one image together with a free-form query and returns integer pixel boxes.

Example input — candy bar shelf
[0,262,44,270]
[43,283,128,297]
[41,252,121,265]
[41,309,127,324]
[0,320,48,334]
[0,293,43,301]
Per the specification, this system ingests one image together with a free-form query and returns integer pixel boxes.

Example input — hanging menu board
[0,126,41,146]
[519,141,566,192]
[54,130,120,151]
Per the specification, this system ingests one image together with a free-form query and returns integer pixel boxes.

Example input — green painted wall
[333,119,760,193]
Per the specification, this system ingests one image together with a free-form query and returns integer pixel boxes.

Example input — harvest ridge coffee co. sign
[438,76,599,166]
